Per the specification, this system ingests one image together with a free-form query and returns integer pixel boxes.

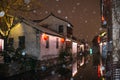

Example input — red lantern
[61,38,64,43]
[97,36,100,43]
[97,65,101,78]
[43,33,48,40]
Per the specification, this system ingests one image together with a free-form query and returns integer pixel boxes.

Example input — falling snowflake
[92,11,96,14]
[99,28,103,31]
[58,74,61,77]
[76,3,80,6]
[83,8,87,12]
[24,0,31,4]
[33,10,36,13]
[57,10,62,14]
[56,0,60,2]
[56,4,59,7]
[0,11,5,17]
[69,64,72,67]
[27,5,30,8]
[73,7,76,10]
[45,11,48,14]
[65,16,68,19]
[62,64,66,68]
[85,20,88,23]
[70,78,74,80]
[39,12,42,14]
[51,71,55,75]
[41,66,46,71]
[86,35,88,38]
[95,32,98,35]
[72,10,75,13]
[67,24,71,27]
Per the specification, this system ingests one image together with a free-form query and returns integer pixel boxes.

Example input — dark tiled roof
[33,13,74,27]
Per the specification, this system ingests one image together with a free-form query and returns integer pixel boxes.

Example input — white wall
[39,15,72,36]
[39,33,64,60]
[72,42,78,56]
[9,22,39,58]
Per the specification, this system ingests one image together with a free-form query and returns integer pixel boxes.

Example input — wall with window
[8,22,39,58]
[39,33,64,60]
[38,15,73,37]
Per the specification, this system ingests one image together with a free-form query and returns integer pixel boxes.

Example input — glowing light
[0,11,5,17]
[72,62,77,77]
[66,38,71,41]
[76,3,80,6]
[24,0,31,4]
[67,24,71,27]
[100,32,107,37]
[65,16,68,19]
[97,65,101,78]
[102,16,105,21]
[97,36,100,43]
[43,33,48,40]
[89,48,93,55]
[57,10,62,14]
[61,38,64,43]
[80,57,84,66]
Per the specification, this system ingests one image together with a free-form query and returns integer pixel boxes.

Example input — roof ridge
[33,13,73,27]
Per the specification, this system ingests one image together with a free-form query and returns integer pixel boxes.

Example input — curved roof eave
[19,17,64,38]
[33,13,74,27]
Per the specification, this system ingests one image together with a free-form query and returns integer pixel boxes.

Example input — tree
[0,0,41,63]
[57,49,72,79]
[0,0,41,37]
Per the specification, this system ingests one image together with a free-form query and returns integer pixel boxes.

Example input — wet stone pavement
[0,56,99,80]
[0,68,71,80]
[74,56,99,80]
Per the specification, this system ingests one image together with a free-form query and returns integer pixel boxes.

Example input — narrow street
[74,55,99,80]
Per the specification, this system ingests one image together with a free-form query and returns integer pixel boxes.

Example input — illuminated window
[46,36,49,48]
[19,36,25,48]
[56,38,59,49]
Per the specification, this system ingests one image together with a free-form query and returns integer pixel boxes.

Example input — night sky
[17,0,104,42]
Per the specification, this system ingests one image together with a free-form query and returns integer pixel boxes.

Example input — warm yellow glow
[102,16,105,21]
[10,23,24,37]
[0,15,14,36]
[102,77,105,80]
[100,32,107,37]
